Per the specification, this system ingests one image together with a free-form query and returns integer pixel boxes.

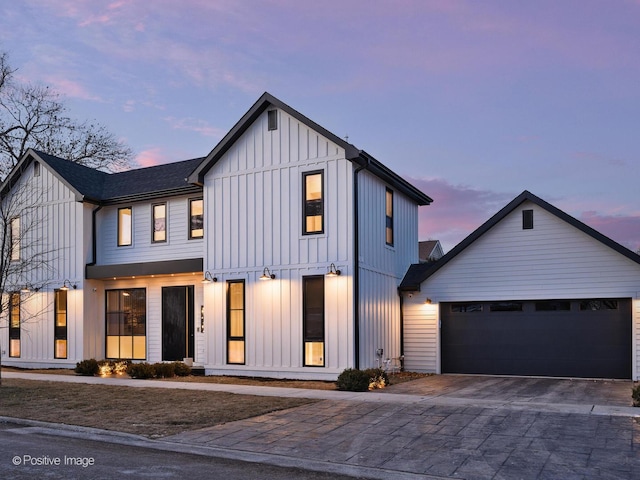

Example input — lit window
[386,189,394,246]
[303,276,324,367]
[189,199,204,239]
[9,292,20,357]
[303,171,323,235]
[152,203,166,243]
[106,289,146,360]
[55,290,68,359]
[118,207,132,246]
[227,281,245,364]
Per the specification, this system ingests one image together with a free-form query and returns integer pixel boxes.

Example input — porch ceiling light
[60,279,77,291]
[260,267,275,280]
[202,271,218,283]
[326,263,341,277]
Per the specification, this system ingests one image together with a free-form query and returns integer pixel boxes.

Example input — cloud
[41,76,102,101]
[135,147,173,167]
[164,117,226,138]
[578,211,640,253]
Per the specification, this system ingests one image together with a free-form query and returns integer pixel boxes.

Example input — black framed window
[303,171,324,235]
[303,275,324,367]
[106,288,146,359]
[580,299,618,311]
[268,109,278,131]
[9,292,20,357]
[535,300,570,311]
[118,207,132,246]
[451,303,483,313]
[189,198,204,239]
[490,302,523,312]
[10,216,20,261]
[386,188,394,246]
[152,203,167,243]
[54,289,68,359]
[523,209,534,230]
[227,280,245,364]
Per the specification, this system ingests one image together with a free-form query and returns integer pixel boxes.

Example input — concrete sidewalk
[4,372,639,479]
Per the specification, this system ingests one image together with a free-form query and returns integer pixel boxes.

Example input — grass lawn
[0,379,315,438]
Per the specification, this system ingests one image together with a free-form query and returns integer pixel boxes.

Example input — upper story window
[267,110,278,131]
[152,203,167,243]
[118,207,132,246]
[523,209,534,229]
[189,198,204,239]
[385,188,394,246]
[34,161,40,177]
[303,171,324,235]
[10,216,20,261]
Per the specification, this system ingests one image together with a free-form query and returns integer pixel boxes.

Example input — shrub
[336,368,370,392]
[126,362,156,379]
[172,361,192,377]
[75,359,99,376]
[632,383,640,407]
[153,362,176,378]
[363,368,389,390]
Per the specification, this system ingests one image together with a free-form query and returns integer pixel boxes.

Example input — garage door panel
[441,299,631,379]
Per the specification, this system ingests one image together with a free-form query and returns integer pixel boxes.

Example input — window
[9,292,20,357]
[189,198,204,239]
[227,280,245,364]
[535,300,570,311]
[490,302,523,312]
[54,289,68,358]
[303,276,324,367]
[152,203,167,243]
[580,299,618,311]
[386,188,394,246]
[106,289,146,359]
[523,209,534,230]
[10,217,20,261]
[34,161,40,177]
[268,109,278,131]
[118,207,132,246]
[451,303,483,313]
[302,171,324,235]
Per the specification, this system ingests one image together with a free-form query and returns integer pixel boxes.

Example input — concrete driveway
[387,374,633,407]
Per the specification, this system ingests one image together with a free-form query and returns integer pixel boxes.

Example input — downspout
[86,205,103,269]
[352,156,369,370]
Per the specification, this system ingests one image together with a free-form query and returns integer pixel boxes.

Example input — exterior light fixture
[60,280,77,291]
[326,263,341,277]
[202,271,218,283]
[425,298,432,304]
[260,267,275,280]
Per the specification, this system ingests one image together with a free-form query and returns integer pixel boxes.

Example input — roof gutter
[86,205,103,271]
[352,153,369,370]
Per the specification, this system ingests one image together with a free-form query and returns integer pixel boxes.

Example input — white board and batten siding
[357,169,420,369]
[2,160,86,367]
[201,108,355,379]
[403,200,640,379]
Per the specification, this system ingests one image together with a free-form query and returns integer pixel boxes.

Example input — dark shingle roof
[31,150,203,203]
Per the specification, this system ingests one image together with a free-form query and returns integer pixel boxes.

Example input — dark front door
[162,286,194,361]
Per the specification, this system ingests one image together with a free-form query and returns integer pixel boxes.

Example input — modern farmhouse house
[0,93,432,380]
[400,191,640,381]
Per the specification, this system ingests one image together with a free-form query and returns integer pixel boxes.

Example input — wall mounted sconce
[201,271,218,283]
[60,279,77,291]
[260,267,275,280]
[425,298,432,304]
[20,285,40,293]
[326,263,341,277]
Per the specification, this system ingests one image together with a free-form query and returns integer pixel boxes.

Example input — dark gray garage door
[441,299,631,379]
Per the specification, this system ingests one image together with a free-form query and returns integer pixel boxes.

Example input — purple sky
[1,1,638,253]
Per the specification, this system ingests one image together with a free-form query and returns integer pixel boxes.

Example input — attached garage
[400,191,640,381]
[440,299,631,379]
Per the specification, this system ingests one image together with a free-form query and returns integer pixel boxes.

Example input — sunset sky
[1,1,638,252]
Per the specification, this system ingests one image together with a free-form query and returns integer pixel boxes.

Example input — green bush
[336,368,370,391]
[126,362,156,379]
[172,362,192,377]
[632,383,640,407]
[363,368,389,389]
[75,359,99,376]
[153,362,176,378]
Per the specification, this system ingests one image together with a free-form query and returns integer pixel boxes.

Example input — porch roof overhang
[86,258,203,279]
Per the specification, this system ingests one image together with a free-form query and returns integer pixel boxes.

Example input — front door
[162,286,194,361]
